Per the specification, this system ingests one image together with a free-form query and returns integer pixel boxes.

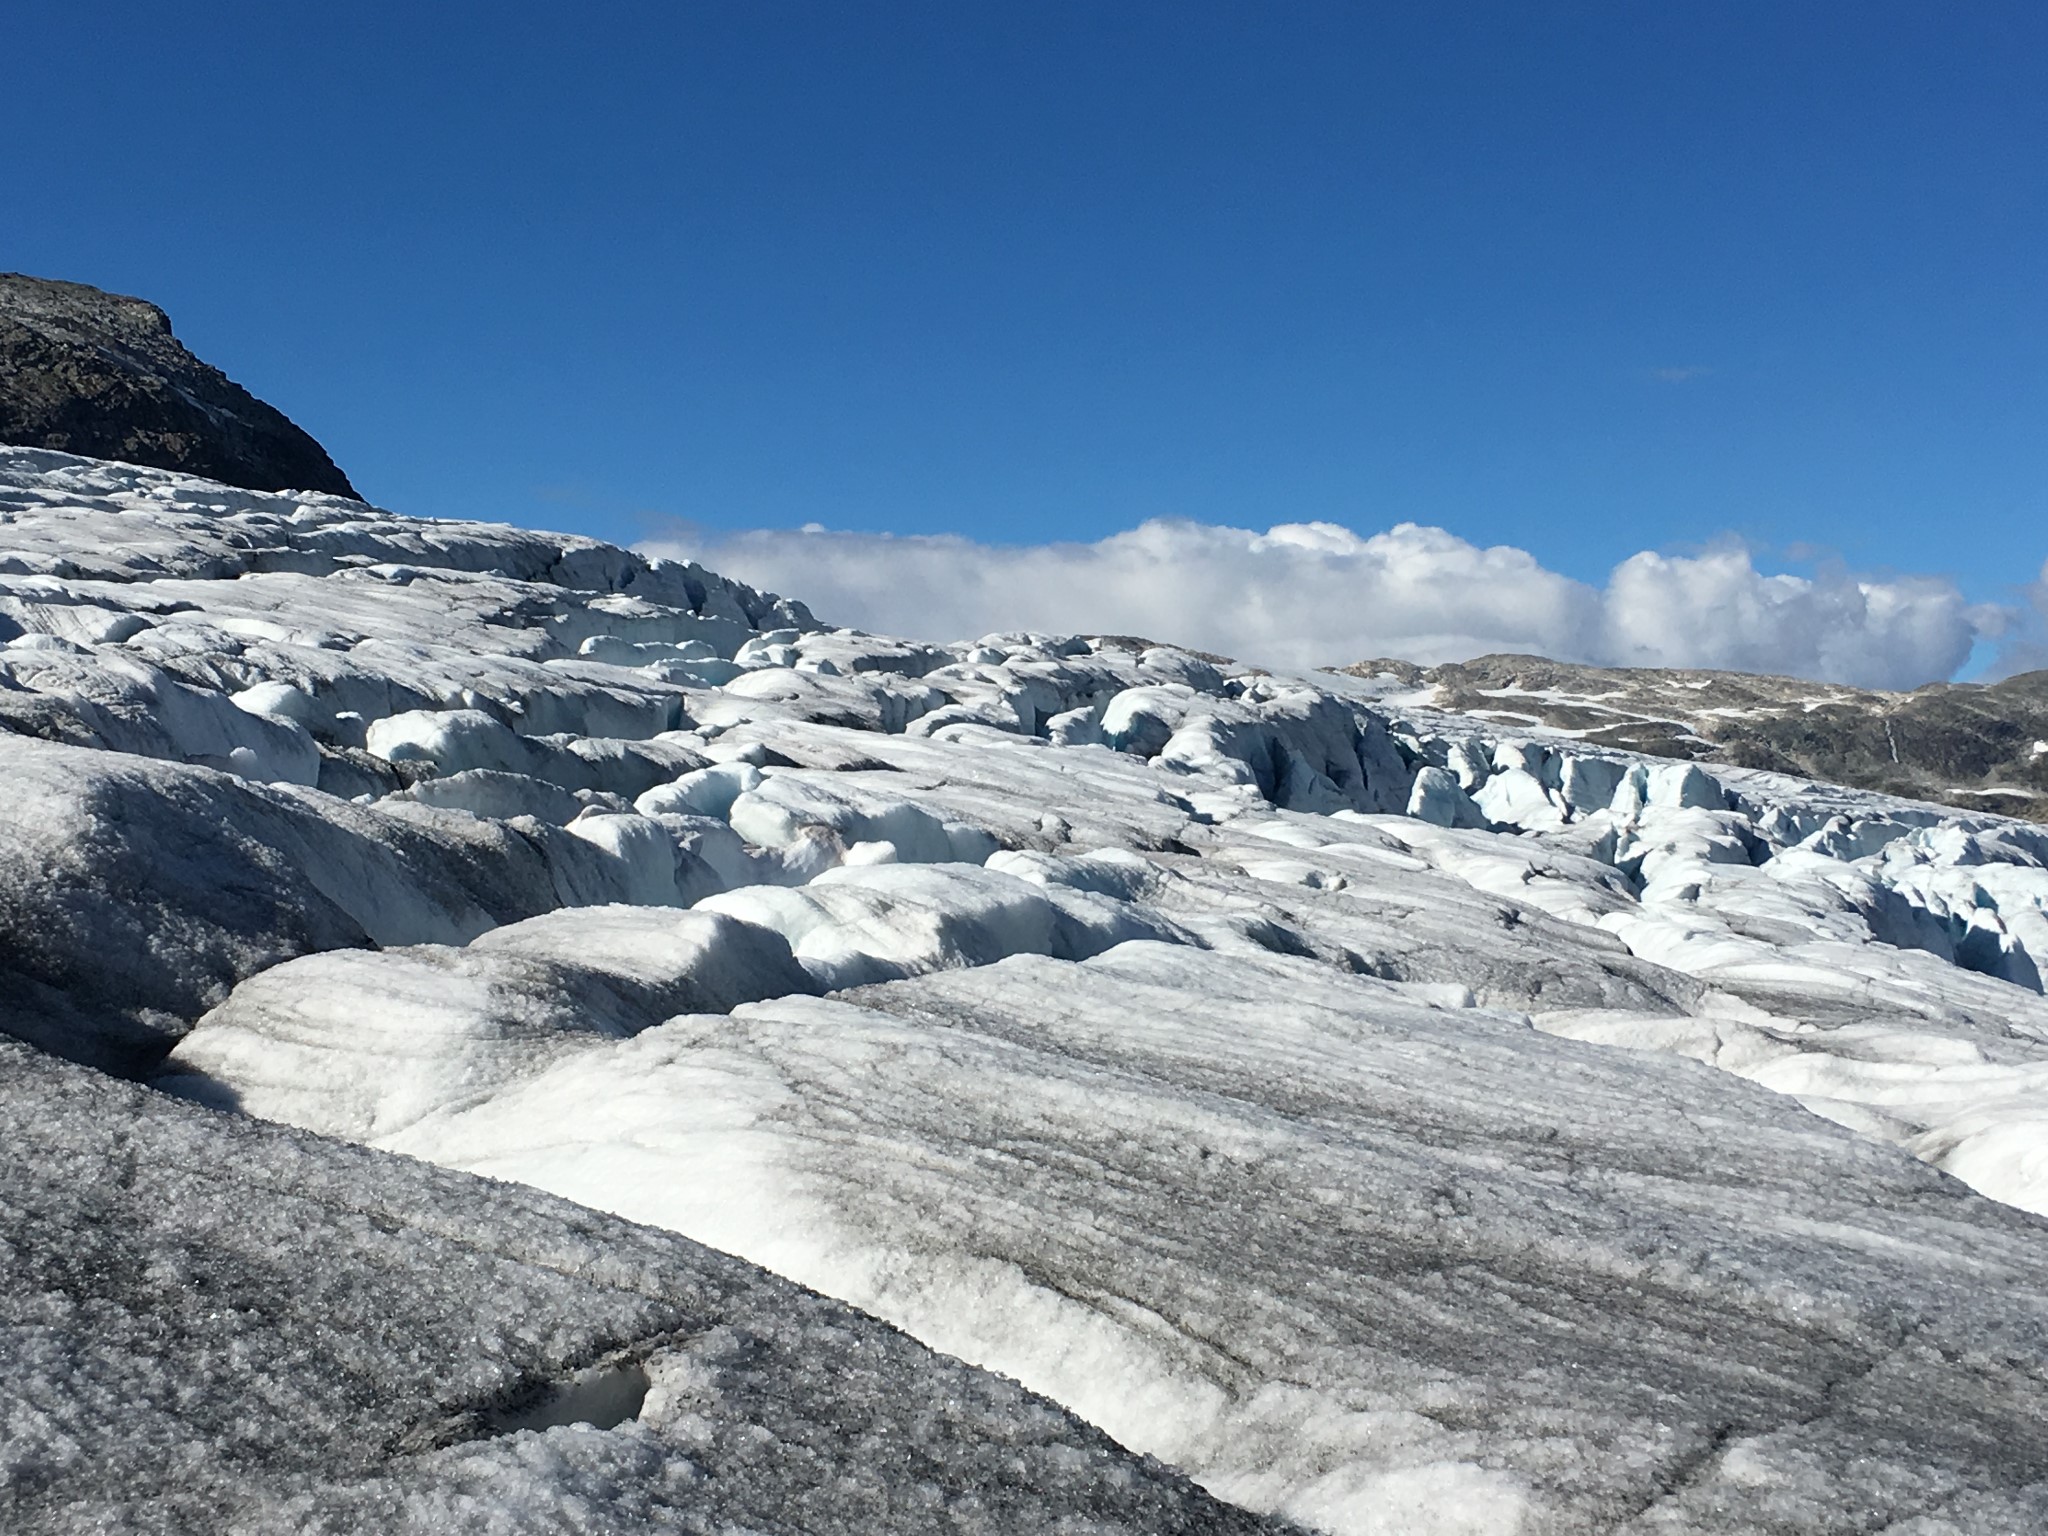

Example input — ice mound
[0,733,647,1073]
[698,861,1188,989]
[159,907,820,1138]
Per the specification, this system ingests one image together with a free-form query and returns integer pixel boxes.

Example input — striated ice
[365,945,2048,1534]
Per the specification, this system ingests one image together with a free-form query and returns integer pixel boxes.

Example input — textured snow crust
[9,450,2048,1531]
[0,1039,1278,1536]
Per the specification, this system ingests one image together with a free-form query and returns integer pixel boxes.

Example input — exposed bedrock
[0,273,359,497]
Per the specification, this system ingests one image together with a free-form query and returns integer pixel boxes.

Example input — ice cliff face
[9,447,2048,1532]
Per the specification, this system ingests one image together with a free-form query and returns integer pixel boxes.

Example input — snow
[12,448,2048,1530]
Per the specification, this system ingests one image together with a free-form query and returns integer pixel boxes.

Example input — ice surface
[345,944,2048,1532]
[11,450,2048,1531]
[0,1039,1280,1535]
[156,906,821,1138]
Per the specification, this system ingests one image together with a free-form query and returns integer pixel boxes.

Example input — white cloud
[1980,558,2048,682]
[1598,546,1999,685]
[641,517,2007,690]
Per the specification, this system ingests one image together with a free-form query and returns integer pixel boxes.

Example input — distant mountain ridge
[1335,651,2048,820]
[0,273,356,498]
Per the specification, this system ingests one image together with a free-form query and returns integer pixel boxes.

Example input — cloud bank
[642,518,2010,690]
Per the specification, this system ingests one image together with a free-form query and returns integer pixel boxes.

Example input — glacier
[7,446,2048,1532]
[0,1035,1276,1535]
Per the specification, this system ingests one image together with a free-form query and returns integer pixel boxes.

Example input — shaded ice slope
[0,1038,1282,1536]
[0,734,654,1073]
[9,450,2048,1530]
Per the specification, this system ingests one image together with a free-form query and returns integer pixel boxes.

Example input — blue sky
[6,2,2045,678]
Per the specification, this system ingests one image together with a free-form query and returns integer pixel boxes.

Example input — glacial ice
[0,1037,1276,1535]
[10,447,2048,1531]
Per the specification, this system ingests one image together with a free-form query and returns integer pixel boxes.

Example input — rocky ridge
[1336,651,2048,821]
[0,273,357,498]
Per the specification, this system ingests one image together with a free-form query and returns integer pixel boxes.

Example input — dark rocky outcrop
[1337,652,2048,820]
[0,273,357,497]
